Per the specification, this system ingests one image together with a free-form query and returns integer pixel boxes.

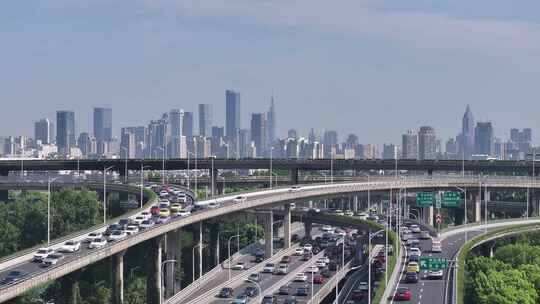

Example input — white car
[303,244,313,252]
[294,248,305,256]
[125,225,139,235]
[59,241,81,253]
[294,272,308,282]
[133,216,146,225]
[176,210,191,217]
[88,238,107,249]
[108,230,127,242]
[208,202,220,209]
[298,207,310,212]
[33,248,55,262]
[84,232,103,243]
[305,265,319,273]
[311,208,321,213]
[319,256,330,264]
[232,262,245,270]
[335,230,347,237]
[42,253,64,267]
[431,241,442,253]
[320,225,333,232]
[233,196,247,203]
[140,211,152,220]
[315,260,326,267]
[427,269,444,280]
[140,220,155,230]
[357,212,368,220]
[358,282,369,291]
[410,225,421,233]
[263,263,275,273]
[289,186,302,192]
[409,248,422,257]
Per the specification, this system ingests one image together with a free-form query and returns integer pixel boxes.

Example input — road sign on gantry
[416,192,434,207]
[442,191,461,207]
[420,256,448,270]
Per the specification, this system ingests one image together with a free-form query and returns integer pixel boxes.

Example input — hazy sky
[2,1,540,145]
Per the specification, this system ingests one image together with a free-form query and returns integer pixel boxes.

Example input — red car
[393,287,412,301]
[150,205,160,216]
[313,274,325,284]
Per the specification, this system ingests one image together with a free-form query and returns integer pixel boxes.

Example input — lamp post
[330,151,334,183]
[187,151,198,193]
[210,156,216,198]
[157,147,166,186]
[140,164,151,208]
[192,244,204,282]
[359,173,371,214]
[216,230,233,266]
[269,146,274,188]
[455,186,467,242]
[368,229,385,304]
[47,176,61,247]
[245,278,262,302]
[160,259,177,304]
[103,165,115,223]
[228,234,240,280]
[120,147,128,183]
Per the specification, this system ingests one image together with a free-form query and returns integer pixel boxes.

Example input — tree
[472,269,537,304]
[494,243,540,268]
[124,277,147,304]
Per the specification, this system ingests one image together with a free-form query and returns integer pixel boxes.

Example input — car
[432,240,442,253]
[132,216,146,225]
[232,294,249,304]
[276,264,288,275]
[320,268,332,278]
[320,256,330,264]
[108,230,127,242]
[408,255,420,263]
[410,225,421,233]
[301,253,311,261]
[356,212,368,220]
[289,186,301,192]
[170,203,182,213]
[278,285,291,295]
[208,202,220,209]
[332,209,345,216]
[368,214,379,221]
[150,205,160,216]
[281,256,292,263]
[125,225,139,235]
[118,218,133,229]
[84,232,103,243]
[42,253,64,267]
[139,220,155,229]
[358,282,369,291]
[140,211,152,219]
[315,260,326,267]
[328,261,338,271]
[298,207,309,212]
[88,237,107,249]
[296,287,309,296]
[175,210,191,217]
[159,208,171,217]
[1,270,26,285]
[351,288,365,300]
[420,231,431,239]
[104,224,122,237]
[406,238,420,247]
[244,286,258,297]
[261,295,277,304]
[59,240,81,253]
[401,234,410,241]
[33,248,55,262]
[294,272,308,282]
[407,262,420,273]
[246,272,260,282]
[303,244,313,252]
[233,196,247,203]
[218,287,234,298]
[232,262,245,270]
[305,265,319,273]
[405,272,419,283]
[313,274,325,284]
[427,269,444,280]
[344,210,354,216]
[409,248,422,257]
[320,225,333,232]
[283,297,298,304]
[263,263,275,273]
[294,248,305,256]
[393,287,412,301]
[291,234,300,242]
[156,216,170,224]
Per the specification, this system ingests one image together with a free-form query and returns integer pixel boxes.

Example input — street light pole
[228,234,240,280]
[140,164,151,208]
[455,186,467,242]
[47,176,60,247]
[120,147,128,183]
[211,156,215,198]
[160,259,177,304]
[270,147,273,189]
[103,165,115,223]
[192,244,204,282]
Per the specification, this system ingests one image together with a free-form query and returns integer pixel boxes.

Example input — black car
[328,261,338,271]
[278,285,291,295]
[104,224,121,237]
[1,270,25,285]
[291,234,300,242]
[261,295,277,304]
[218,287,233,298]
[244,286,258,297]
[283,297,298,304]
[408,255,420,263]
[296,287,309,296]
[320,268,332,278]
[405,272,419,283]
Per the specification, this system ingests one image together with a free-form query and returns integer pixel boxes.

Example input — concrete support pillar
[354,196,359,213]
[263,211,274,258]
[284,204,291,249]
[424,206,434,226]
[113,250,126,304]
[473,194,481,223]
[146,236,163,304]
[0,190,8,202]
[216,182,225,195]
[290,168,299,185]
[198,221,203,279]
[304,221,312,240]
[212,169,219,196]
[165,229,180,298]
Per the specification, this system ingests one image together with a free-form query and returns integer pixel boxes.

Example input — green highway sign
[442,191,462,207]
[416,192,434,207]
[420,257,448,270]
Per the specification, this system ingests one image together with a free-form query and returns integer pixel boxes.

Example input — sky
[2,0,540,145]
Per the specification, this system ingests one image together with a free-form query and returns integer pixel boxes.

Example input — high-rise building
[120,132,136,158]
[211,126,225,157]
[382,143,398,159]
[364,144,378,159]
[308,128,318,144]
[34,118,53,144]
[77,132,95,157]
[475,122,494,156]
[93,108,113,142]
[459,105,475,159]
[147,114,168,158]
[225,90,241,140]
[250,113,267,157]
[323,130,338,158]
[198,104,212,137]
[56,111,76,155]
[402,130,418,159]
[169,109,184,158]
[238,129,250,158]
[121,126,146,158]
[182,112,194,138]
[445,137,458,159]
[267,95,276,147]
[418,126,437,160]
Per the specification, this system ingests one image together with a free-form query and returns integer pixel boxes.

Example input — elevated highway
[2,177,540,303]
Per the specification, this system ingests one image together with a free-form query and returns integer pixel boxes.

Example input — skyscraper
[169,109,184,158]
[250,113,267,157]
[198,104,212,137]
[121,126,146,158]
[267,95,276,147]
[182,112,194,138]
[56,111,76,155]
[402,129,418,159]
[120,132,136,158]
[382,143,398,159]
[225,90,241,140]
[93,108,113,142]
[418,126,437,160]
[460,105,475,159]
[34,118,53,144]
[323,130,338,158]
[475,122,494,156]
